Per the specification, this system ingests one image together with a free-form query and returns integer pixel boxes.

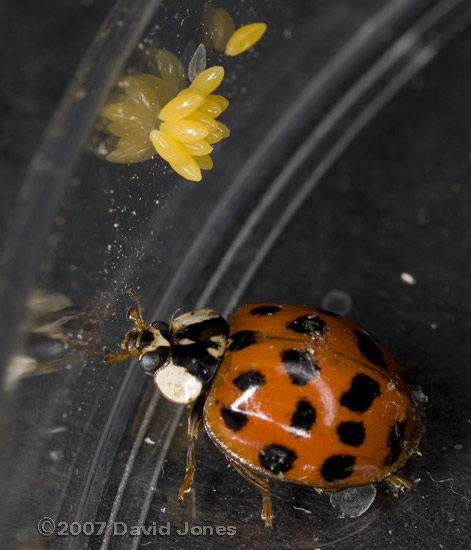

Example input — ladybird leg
[229,460,273,527]
[386,474,413,491]
[178,392,206,501]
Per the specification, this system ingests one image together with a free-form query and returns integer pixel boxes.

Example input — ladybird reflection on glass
[105,290,422,527]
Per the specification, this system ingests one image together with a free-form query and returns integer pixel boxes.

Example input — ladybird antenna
[128,288,143,315]
[126,288,148,329]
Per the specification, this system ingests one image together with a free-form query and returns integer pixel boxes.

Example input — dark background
[1,2,469,549]
[0,0,116,237]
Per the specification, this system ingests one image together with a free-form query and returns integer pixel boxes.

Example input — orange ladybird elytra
[104,292,422,527]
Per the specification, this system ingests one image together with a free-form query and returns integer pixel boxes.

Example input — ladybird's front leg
[103,347,130,363]
[229,459,273,528]
[178,392,207,501]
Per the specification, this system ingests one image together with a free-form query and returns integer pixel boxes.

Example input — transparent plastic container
[1,1,469,549]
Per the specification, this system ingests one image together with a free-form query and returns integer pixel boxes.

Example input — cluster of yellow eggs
[101,17,266,181]
[150,66,229,182]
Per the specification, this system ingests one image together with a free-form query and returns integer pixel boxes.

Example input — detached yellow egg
[225,23,267,56]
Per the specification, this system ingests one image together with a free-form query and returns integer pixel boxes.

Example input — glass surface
[0,1,469,549]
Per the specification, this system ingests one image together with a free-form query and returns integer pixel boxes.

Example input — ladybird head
[104,290,228,405]
[104,289,171,371]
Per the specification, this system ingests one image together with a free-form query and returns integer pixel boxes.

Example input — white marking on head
[153,361,203,405]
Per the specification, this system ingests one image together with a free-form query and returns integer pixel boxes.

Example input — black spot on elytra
[340,374,381,412]
[250,305,282,316]
[337,421,366,447]
[290,400,316,434]
[259,444,297,475]
[221,406,248,432]
[287,314,326,336]
[227,330,258,351]
[385,420,406,466]
[320,454,356,482]
[354,329,387,369]
[281,348,321,386]
[233,369,266,391]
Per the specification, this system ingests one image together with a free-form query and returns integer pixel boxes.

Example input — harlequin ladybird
[105,291,422,526]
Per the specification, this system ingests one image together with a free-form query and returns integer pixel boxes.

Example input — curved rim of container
[0,0,163,387]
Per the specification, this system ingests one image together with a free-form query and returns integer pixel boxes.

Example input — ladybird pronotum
[105,292,422,527]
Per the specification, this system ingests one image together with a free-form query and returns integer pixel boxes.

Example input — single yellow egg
[216,120,230,138]
[206,120,231,144]
[101,101,149,130]
[154,48,186,97]
[225,23,267,56]
[194,154,214,170]
[170,158,202,181]
[202,3,217,49]
[149,129,192,166]
[190,66,224,95]
[159,91,205,122]
[137,73,174,106]
[122,76,161,114]
[212,8,236,52]
[160,120,209,143]
[208,94,229,112]
[107,121,128,137]
[183,139,213,156]
[106,134,155,164]
[197,97,223,118]
[187,111,219,132]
